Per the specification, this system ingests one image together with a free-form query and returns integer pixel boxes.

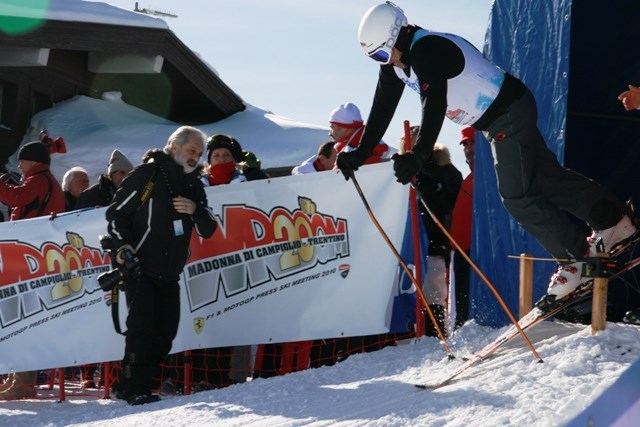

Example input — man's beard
[174,150,197,174]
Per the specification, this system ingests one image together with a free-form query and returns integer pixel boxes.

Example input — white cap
[328,103,363,128]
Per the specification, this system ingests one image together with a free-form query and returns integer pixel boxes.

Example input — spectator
[291,141,337,175]
[449,126,476,328]
[191,134,267,390]
[329,102,389,164]
[61,166,89,211]
[203,134,248,185]
[0,141,65,220]
[235,147,270,181]
[76,149,134,209]
[618,84,640,111]
[205,134,270,183]
[106,126,217,405]
[401,126,462,336]
[0,140,64,400]
[337,3,636,310]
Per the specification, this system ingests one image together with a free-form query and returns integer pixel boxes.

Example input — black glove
[392,152,423,184]
[336,150,369,181]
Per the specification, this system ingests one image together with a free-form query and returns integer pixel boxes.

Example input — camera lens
[97,269,124,292]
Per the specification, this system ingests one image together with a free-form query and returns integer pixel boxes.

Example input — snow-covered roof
[10,92,328,180]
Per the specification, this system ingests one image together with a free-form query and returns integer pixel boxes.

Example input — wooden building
[0,5,244,170]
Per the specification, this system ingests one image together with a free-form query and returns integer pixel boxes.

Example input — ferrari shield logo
[193,317,205,334]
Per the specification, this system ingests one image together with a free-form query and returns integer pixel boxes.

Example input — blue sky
[99,0,493,173]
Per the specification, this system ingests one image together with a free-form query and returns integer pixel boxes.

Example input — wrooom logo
[0,232,110,328]
[184,197,350,311]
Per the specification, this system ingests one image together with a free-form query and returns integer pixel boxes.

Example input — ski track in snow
[1,320,639,427]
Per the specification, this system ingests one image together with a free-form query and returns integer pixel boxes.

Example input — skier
[336,2,636,308]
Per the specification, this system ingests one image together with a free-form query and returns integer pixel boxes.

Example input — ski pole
[404,120,426,337]
[347,169,454,358]
[411,183,543,362]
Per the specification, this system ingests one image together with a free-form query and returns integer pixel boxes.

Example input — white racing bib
[394,29,505,126]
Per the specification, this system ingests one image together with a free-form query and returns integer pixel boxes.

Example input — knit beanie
[18,141,50,165]
[108,149,134,174]
[329,103,363,129]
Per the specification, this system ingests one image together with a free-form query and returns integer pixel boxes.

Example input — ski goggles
[367,45,392,64]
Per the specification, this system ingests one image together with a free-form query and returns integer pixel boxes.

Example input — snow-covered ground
[1,319,639,426]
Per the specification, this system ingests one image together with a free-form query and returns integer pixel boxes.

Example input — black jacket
[416,162,463,256]
[75,175,116,209]
[356,26,525,164]
[106,150,217,281]
[64,191,78,212]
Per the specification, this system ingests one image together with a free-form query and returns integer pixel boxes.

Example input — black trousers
[123,274,180,395]
[484,89,624,259]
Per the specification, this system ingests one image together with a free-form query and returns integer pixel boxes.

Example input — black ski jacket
[106,150,217,281]
[355,25,525,164]
[75,174,116,209]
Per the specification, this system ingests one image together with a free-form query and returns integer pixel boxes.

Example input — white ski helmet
[358,2,408,64]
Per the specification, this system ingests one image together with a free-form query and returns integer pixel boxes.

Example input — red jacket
[450,171,474,251]
[0,163,65,220]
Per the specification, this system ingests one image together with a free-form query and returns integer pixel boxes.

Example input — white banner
[0,163,409,372]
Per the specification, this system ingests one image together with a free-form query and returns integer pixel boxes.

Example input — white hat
[329,103,363,128]
[108,149,134,174]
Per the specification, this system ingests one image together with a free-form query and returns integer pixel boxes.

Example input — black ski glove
[392,152,423,185]
[336,150,369,181]
[393,143,432,185]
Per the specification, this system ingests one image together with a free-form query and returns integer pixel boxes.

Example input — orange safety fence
[0,331,415,401]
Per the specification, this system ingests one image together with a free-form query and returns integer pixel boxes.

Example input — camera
[97,235,141,292]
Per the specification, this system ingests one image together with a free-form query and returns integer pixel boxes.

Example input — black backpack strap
[35,171,53,217]
[139,165,158,206]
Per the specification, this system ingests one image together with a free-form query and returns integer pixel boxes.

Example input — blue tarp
[472,0,640,326]
[471,1,572,326]
[389,207,428,333]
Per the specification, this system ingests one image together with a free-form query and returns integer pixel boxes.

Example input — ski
[415,252,640,390]
[414,290,584,390]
